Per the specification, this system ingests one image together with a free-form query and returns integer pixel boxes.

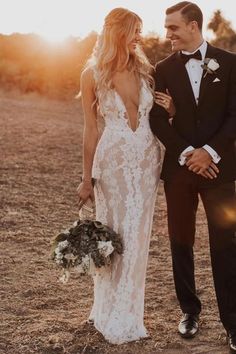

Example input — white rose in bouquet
[97,240,114,257]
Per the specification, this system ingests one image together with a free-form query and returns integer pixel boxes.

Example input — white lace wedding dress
[89,68,161,344]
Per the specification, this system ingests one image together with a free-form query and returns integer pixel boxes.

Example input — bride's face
[128,22,142,54]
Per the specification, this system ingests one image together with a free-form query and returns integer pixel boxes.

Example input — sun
[40,30,70,44]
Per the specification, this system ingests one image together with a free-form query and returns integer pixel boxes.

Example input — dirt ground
[0,91,231,353]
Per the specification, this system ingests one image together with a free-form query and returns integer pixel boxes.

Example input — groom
[150,1,236,352]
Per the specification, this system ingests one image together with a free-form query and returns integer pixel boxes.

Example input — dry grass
[0,90,229,353]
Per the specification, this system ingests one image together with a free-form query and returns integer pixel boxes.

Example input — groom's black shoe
[178,313,199,338]
[227,331,236,353]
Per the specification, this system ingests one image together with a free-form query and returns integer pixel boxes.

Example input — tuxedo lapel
[174,52,197,108]
[198,44,220,105]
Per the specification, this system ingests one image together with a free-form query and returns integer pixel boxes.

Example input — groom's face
[165,10,194,52]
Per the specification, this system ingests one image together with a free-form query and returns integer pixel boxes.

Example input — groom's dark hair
[166,1,203,31]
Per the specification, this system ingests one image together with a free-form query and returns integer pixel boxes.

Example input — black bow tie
[180,50,202,64]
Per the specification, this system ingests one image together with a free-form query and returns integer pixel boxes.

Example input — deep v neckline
[113,78,143,133]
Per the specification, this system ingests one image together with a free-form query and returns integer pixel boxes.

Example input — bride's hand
[77,180,95,209]
[155,89,176,117]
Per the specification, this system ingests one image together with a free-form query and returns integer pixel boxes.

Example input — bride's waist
[99,126,157,147]
[103,123,151,134]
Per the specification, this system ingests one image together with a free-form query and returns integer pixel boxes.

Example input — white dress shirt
[178,40,221,166]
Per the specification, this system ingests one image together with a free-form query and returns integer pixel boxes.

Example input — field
[0,91,230,353]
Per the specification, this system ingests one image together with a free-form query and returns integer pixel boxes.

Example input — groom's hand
[184,148,219,179]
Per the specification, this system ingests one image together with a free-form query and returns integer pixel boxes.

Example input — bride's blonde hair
[87,7,154,97]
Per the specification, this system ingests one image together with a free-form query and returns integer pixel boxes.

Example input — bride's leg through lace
[88,161,159,344]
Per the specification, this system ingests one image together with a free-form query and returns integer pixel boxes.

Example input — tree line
[0,11,235,99]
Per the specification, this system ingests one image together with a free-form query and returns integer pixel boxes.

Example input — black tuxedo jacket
[150,44,236,185]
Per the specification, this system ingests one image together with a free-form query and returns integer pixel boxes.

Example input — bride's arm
[77,67,99,208]
[154,89,176,123]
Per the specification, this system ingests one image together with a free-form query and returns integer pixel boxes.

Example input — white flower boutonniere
[201,58,220,78]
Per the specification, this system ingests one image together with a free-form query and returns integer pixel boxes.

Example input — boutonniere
[201,58,220,78]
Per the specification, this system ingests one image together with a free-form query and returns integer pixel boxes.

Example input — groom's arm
[187,54,236,173]
[149,63,189,159]
[206,54,236,156]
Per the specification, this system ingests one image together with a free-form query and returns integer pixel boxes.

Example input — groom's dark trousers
[150,44,236,332]
[164,168,236,331]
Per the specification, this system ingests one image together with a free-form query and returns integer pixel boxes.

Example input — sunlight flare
[40,30,70,44]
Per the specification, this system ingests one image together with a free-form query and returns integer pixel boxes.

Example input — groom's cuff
[202,144,221,163]
[178,146,194,166]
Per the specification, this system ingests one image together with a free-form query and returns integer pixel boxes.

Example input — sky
[0,0,235,42]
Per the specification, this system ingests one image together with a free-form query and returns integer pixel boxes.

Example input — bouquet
[51,219,123,283]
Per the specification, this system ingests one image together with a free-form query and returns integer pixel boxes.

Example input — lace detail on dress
[89,67,161,344]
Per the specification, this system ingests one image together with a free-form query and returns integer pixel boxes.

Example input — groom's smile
[165,10,199,52]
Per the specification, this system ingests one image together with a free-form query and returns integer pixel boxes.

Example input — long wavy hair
[87,8,154,100]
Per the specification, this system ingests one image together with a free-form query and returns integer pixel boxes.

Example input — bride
[77,7,174,344]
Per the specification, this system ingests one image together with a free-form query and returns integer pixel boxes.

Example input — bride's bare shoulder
[81,67,96,89]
